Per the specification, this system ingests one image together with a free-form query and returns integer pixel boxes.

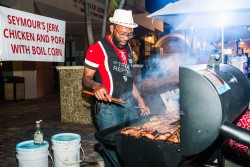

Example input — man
[82,9,150,166]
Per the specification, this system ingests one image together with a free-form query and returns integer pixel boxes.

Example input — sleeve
[83,43,103,70]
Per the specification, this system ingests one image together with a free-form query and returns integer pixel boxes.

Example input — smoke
[143,0,250,113]
[141,33,213,114]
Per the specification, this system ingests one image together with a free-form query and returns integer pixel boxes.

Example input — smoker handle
[221,121,250,147]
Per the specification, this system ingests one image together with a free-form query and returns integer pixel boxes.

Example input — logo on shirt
[123,76,127,82]
[113,61,132,78]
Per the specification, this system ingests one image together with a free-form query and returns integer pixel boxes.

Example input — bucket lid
[16,140,49,152]
[51,133,81,144]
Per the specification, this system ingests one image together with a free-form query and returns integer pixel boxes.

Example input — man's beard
[112,35,128,49]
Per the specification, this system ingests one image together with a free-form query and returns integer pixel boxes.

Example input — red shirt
[84,35,133,98]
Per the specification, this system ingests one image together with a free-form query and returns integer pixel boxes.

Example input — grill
[95,63,250,167]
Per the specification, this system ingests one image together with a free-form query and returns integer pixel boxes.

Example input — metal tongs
[82,90,126,104]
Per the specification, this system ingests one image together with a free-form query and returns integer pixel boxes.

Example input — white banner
[0,6,65,62]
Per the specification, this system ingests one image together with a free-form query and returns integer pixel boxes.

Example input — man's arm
[82,67,100,90]
[82,67,111,102]
[132,82,150,116]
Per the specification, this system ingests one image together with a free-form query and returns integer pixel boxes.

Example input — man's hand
[93,84,112,102]
[138,103,150,116]
[82,67,111,102]
[132,82,150,116]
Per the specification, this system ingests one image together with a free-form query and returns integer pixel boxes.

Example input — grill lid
[180,64,250,156]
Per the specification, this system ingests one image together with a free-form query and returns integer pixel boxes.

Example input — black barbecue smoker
[95,56,250,167]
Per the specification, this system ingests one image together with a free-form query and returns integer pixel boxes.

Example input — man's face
[111,25,134,49]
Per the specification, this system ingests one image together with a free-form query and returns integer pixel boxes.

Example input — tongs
[82,90,126,104]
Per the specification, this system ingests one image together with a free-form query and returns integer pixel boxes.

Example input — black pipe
[221,121,250,147]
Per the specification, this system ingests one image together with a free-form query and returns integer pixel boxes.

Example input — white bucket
[51,133,83,167]
[16,140,49,167]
